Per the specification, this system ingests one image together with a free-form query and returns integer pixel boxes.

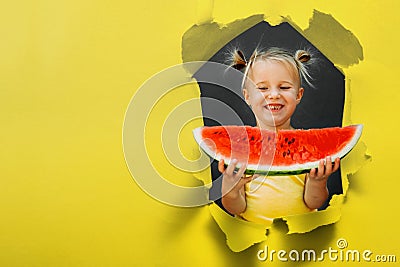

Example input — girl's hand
[308,156,340,183]
[304,156,340,209]
[219,159,258,215]
[218,159,254,198]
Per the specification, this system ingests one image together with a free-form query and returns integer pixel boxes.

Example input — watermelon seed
[285,137,288,143]
[291,138,295,143]
[283,151,286,157]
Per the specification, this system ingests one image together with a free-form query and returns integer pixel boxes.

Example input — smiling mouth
[266,104,283,111]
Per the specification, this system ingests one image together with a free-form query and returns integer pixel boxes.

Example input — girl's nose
[268,87,280,99]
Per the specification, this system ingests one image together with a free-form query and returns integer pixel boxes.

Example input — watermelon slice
[193,125,363,175]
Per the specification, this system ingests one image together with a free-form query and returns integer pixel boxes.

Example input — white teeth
[268,105,282,110]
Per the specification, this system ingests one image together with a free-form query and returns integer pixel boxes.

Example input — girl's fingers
[226,159,237,175]
[309,168,316,178]
[236,163,247,178]
[317,159,325,177]
[325,156,332,174]
[241,175,253,184]
[240,173,259,185]
[218,159,225,173]
[333,158,340,172]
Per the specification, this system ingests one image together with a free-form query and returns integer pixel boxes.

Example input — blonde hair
[230,47,313,89]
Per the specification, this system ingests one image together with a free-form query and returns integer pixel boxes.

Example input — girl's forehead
[249,59,300,84]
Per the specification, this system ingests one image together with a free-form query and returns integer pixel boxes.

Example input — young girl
[219,47,340,225]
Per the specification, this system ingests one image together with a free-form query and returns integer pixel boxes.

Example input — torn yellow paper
[283,195,343,234]
[209,203,268,252]
[182,14,264,63]
[293,10,363,67]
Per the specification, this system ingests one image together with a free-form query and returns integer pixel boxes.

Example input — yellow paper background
[1,0,399,266]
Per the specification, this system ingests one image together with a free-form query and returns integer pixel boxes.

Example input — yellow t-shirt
[239,174,315,225]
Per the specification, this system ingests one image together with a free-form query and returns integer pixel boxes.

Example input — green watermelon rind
[193,124,363,176]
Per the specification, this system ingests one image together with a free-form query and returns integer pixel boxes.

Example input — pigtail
[294,49,313,87]
[231,49,247,70]
[295,50,311,63]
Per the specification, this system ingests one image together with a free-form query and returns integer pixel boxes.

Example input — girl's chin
[257,121,277,130]
[258,119,291,130]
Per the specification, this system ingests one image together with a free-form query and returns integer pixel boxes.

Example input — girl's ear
[296,87,304,103]
[243,88,250,105]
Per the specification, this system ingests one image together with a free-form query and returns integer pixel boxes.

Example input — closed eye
[280,86,291,90]
[257,87,268,90]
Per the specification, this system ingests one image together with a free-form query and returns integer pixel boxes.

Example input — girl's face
[243,59,304,131]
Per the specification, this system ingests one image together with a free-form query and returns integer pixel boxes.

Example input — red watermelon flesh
[193,125,363,174]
